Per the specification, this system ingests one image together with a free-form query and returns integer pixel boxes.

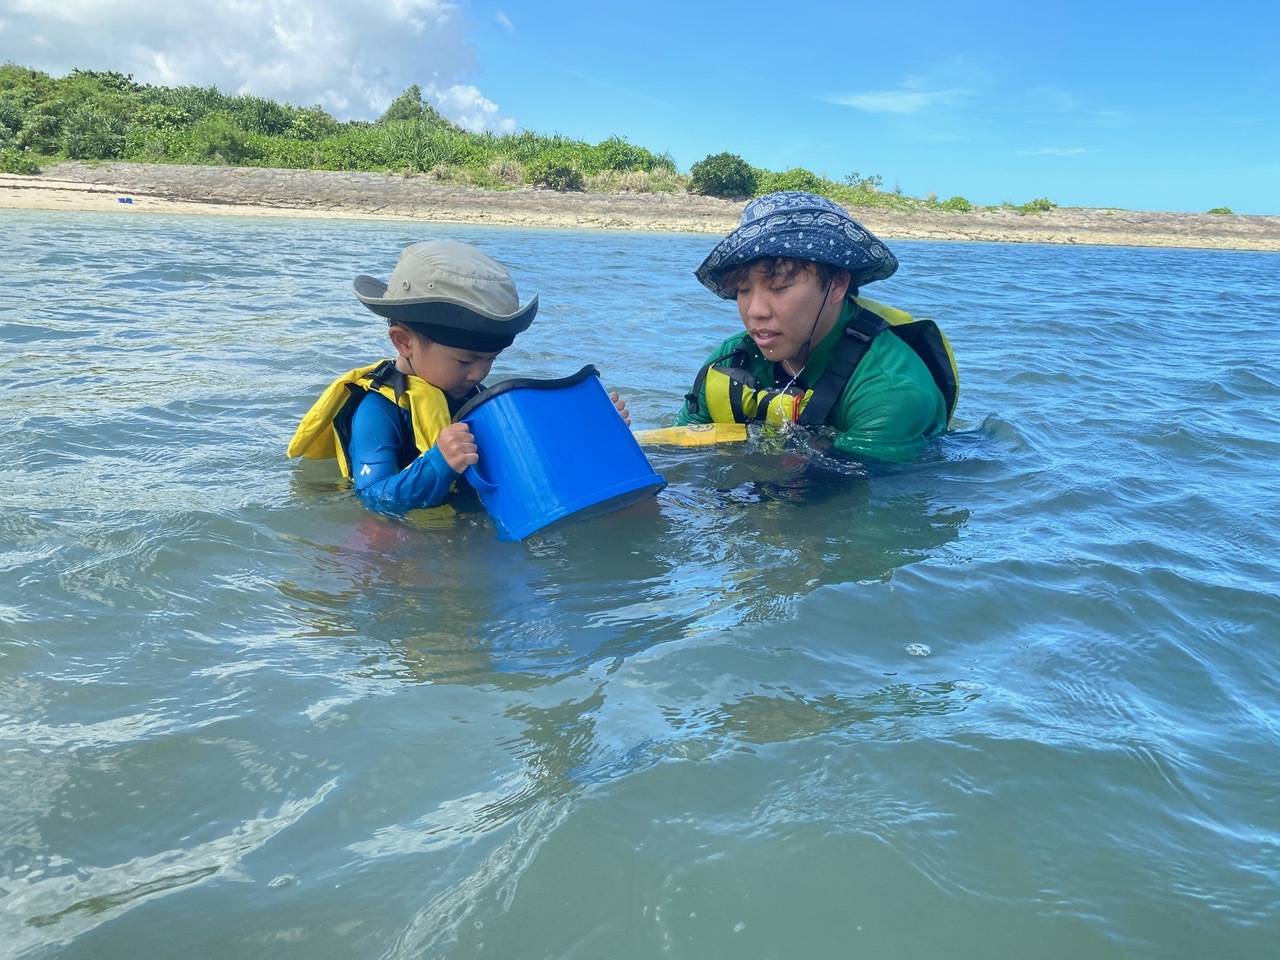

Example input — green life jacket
[687,299,959,428]
[287,359,454,478]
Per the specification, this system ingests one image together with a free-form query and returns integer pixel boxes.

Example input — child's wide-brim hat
[354,239,537,351]
[694,191,898,299]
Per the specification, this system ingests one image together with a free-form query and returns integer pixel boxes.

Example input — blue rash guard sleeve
[346,390,458,513]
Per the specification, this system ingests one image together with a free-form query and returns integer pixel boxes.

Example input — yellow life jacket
[693,299,959,427]
[703,361,811,426]
[286,359,453,478]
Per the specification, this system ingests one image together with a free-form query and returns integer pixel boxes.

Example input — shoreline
[4,161,1280,252]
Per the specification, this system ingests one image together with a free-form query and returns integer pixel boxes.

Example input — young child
[289,239,626,513]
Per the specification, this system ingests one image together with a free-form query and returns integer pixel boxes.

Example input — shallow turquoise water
[2,209,1278,959]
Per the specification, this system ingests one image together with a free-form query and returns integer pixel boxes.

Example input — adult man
[676,191,958,462]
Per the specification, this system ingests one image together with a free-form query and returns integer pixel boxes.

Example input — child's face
[411,338,499,399]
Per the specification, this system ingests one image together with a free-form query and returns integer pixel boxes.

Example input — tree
[380,85,428,124]
[688,152,756,199]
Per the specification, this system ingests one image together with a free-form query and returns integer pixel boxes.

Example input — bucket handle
[464,463,498,494]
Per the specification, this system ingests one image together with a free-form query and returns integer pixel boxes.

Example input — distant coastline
[5,161,1280,253]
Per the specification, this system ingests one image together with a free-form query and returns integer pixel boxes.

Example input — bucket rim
[495,474,666,541]
[453,363,599,423]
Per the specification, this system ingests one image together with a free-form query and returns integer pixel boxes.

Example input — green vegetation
[0,147,40,174]
[0,63,680,194]
[758,167,826,195]
[1015,197,1058,215]
[689,152,756,199]
[1207,207,1233,215]
[0,62,1053,214]
[527,152,586,192]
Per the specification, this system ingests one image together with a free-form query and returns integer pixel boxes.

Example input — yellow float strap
[632,423,748,447]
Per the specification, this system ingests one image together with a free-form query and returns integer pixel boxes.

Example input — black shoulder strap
[797,307,887,427]
[367,358,407,399]
[333,359,404,465]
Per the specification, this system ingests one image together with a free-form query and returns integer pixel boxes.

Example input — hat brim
[694,211,898,299]
[354,275,538,345]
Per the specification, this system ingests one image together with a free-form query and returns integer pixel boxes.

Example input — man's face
[733,262,841,368]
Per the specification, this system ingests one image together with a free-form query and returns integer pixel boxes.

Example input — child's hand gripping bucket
[455,365,666,541]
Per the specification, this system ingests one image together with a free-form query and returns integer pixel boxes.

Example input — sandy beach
[4,161,1280,252]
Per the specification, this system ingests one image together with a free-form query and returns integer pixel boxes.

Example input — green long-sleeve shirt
[675,296,949,462]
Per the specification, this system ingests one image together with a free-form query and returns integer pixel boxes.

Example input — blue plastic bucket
[456,365,666,541]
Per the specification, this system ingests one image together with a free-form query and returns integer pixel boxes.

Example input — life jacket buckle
[845,324,875,344]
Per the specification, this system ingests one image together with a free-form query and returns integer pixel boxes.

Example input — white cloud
[430,84,517,134]
[495,11,514,31]
[0,0,518,131]
[828,86,972,115]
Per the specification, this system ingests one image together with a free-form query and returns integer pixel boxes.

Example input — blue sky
[5,0,1278,214]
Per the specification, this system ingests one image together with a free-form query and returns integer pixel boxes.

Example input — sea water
[1,208,1278,960]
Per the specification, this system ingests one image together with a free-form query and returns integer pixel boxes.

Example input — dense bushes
[0,147,40,174]
[527,152,585,192]
[3,62,1037,214]
[688,152,756,198]
[190,114,257,164]
[61,106,127,159]
[1,63,700,193]
[757,167,825,195]
[1016,197,1057,214]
